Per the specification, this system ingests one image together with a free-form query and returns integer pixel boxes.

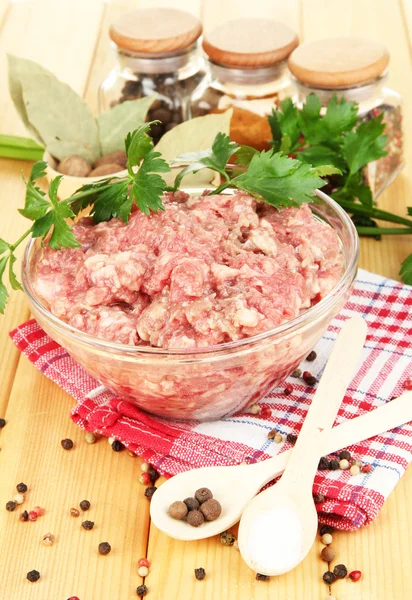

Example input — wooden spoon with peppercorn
[237,316,367,575]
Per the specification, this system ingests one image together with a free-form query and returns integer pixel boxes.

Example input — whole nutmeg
[321,546,335,562]
[186,509,205,527]
[168,500,188,520]
[194,488,213,504]
[95,150,127,169]
[88,163,124,177]
[58,155,92,177]
[200,498,222,522]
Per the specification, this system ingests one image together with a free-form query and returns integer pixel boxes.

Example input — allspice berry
[321,546,335,562]
[168,501,188,520]
[200,498,222,521]
[98,542,111,555]
[184,497,200,511]
[194,487,213,504]
[187,509,205,527]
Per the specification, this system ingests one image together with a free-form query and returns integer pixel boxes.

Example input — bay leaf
[154,110,233,187]
[10,56,100,163]
[97,96,157,155]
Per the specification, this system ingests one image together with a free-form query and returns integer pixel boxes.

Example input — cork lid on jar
[110,8,202,55]
[202,19,299,68]
[288,37,390,88]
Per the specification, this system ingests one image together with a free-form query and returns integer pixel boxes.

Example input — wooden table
[0,1,411,598]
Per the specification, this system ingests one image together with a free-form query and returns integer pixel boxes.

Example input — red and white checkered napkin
[10,269,412,531]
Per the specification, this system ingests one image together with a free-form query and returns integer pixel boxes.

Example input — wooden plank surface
[0,1,411,599]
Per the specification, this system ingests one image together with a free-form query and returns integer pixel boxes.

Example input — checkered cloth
[10,269,412,531]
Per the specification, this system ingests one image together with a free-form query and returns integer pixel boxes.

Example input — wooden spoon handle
[280,316,367,490]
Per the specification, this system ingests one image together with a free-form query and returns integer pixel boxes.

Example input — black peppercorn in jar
[99,8,205,144]
[288,38,404,199]
[189,19,299,151]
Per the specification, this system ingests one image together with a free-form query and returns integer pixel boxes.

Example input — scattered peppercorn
[403,378,412,390]
[260,407,272,418]
[321,533,333,545]
[339,450,351,461]
[313,493,325,504]
[108,436,115,446]
[0,418,6,428]
[28,510,38,521]
[318,457,329,470]
[85,432,96,444]
[256,573,270,581]
[354,459,363,468]
[303,371,317,386]
[6,501,16,511]
[184,497,200,511]
[220,531,236,546]
[333,564,348,579]
[286,433,297,445]
[320,525,334,536]
[34,506,45,517]
[61,438,74,450]
[267,429,277,439]
[168,501,188,520]
[20,510,29,522]
[350,465,360,476]
[111,440,123,452]
[329,459,340,471]
[98,542,111,555]
[81,520,94,530]
[80,500,90,511]
[362,463,372,473]
[306,350,317,361]
[138,558,151,569]
[138,566,149,577]
[195,487,213,504]
[136,584,148,596]
[27,570,40,582]
[144,486,157,500]
[200,499,222,521]
[284,383,294,395]
[187,509,205,527]
[194,567,206,581]
[42,533,56,546]
[349,570,362,582]
[274,433,283,443]
[147,467,160,483]
[67,597,80,600]
[339,459,350,470]
[321,546,335,562]
[16,482,28,493]
[14,493,25,505]
[249,404,261,415]
[323,571,336,584]
[139,472,151,485]
[141,462,150,473]
[291,368,302,378]
[70,507,80,517]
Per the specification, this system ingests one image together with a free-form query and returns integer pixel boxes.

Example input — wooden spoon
[237,316,367,575]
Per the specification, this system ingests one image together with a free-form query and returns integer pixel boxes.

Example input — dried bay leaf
[155,110,233,187]
[97,96,157,155]
[8,55,100,163]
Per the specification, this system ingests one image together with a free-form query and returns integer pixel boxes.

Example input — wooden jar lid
[110,8,202,55]
[288,37,389,87]
[203,19,299,68]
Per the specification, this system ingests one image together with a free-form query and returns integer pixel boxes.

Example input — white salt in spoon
[237,316,367,575]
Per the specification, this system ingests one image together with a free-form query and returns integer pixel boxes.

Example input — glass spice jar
[99,8,205,144]
[189,19,299,151]
[288,37,404,199]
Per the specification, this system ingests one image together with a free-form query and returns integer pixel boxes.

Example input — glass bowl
[22,189,359,421]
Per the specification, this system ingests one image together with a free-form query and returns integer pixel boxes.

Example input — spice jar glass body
[189,61,296,151]
[295,77,404,199]
[99,46,205,144]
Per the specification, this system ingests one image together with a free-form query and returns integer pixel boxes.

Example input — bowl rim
[22,188,359,356]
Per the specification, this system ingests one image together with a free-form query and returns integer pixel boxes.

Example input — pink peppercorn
[260,407,272,419]
[138,558,151,568]
[68,597,80,600]
[139,472,151,485]
[28,511,38,521]
[362,464,372,473]
[33,506,45,517]
[403,378,412,390]
[284,383,294,395]
[349,570,362,582]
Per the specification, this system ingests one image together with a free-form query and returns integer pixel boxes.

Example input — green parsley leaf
[299,94,322,142]
[269,99,301,152]
[129,149,170,215]
[297,145,347,172]
[0,238,9,255]
[90,180,130,223]
[231,151,326,207]
[0,255,9,313]
[233,145,258,167]
[408,207,412,216]
[342,114,387,175]
[333,172,373,207]
[400,253,412,285]
[8,253,22,291]
[19,160,50,220]
[320,95,358,138]
[125,122,155,171]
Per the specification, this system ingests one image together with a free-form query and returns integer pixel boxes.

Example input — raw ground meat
[33,191,344,350]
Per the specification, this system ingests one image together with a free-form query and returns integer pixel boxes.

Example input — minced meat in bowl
[23,188,358,420]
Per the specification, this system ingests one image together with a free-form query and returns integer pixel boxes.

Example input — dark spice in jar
[99,542,111,555]
[195,487,213,504]
[329,459,340,470]
[80,500,91,511]
[187,510,204,527]
[200,498,222,521]
[184,497,200,511]
[333,564,348,579]
[27,570,40,582]
[194,567,206,580]
[318,457,329,470]
[323,571,336,584]
[286,433,297,445]
[81,520,94,530]
[16,482,28,493]
[61,438,74,450]
[256,573,270,581]
[6,501,16,511]
[111,440,123,452]
[136,584,148,597]
[144,486,157,500]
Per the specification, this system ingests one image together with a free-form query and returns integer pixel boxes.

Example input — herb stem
[209,181,232,195]
[356,227,412,236]
[336,199,412,227]
[10,227,32,251]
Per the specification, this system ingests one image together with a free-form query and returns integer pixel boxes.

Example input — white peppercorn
[321,533,333,545]
[141,462,150,473]
[249,404,261,415]
[138,566,149,577]
[339,458,350,470]
[274,433,283,443]
[108,436,115,446]
[85,432,96,444]
[350,464,361,476]
[13,493,25,505]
